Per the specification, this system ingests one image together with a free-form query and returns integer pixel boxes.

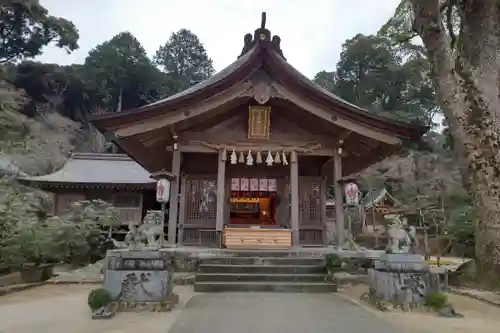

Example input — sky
[37,0,402,78]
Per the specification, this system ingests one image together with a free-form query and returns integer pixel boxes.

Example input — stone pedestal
[368,254,435,308]
[103,249,176,311]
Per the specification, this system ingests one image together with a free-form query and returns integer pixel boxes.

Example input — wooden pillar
[290,151,300,246]
[334,148,345,248]
[320,176,328,245]
[168,149,181,245]
[215,150,226,247]
[177,176,187,244]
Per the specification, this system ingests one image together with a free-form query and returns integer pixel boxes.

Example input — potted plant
[88,288,116,319]
[325,253,344,275]
[6,222,57,282]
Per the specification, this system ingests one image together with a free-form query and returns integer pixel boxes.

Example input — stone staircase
[194,251,337,293]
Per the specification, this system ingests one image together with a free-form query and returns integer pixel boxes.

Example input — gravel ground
[0,284,194,333]
[340,285,500,333]
[0,282,498,333]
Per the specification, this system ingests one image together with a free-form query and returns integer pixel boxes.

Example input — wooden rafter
[271,82,402,145]
[114,81,254,138]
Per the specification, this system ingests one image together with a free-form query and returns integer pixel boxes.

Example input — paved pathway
[167,293,400,333]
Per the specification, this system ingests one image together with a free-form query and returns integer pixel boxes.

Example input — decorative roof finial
[238,12,285,60]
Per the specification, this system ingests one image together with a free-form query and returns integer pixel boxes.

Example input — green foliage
[48,200,119,264]
[84,32,171,112]
[325,253,343,273]
[154,29,215,93]
[314,34,437,127]
[0,180,51,268]
[87,288,112,310]
[313,71,336,93]
[1,193,119,268]
[425,292,448,310]
[448,204,475,257]
[0,0,79,63]
[0,81,81,175]
[6,222,56,266]
[8,61,99,121]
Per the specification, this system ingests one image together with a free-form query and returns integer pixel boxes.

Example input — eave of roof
[18,153,156,187]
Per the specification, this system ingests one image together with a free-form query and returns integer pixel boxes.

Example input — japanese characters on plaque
[231,178,240,191]
[268,179,276,192]
[230,178,277,192]
[250,178,259,191]
[240,178,249,191]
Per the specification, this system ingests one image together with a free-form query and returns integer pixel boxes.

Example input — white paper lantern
[344,182,359,205]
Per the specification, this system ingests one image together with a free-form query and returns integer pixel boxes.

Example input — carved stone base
[116,293,179,312]
[103,249,175,303]
[368,254,432,309]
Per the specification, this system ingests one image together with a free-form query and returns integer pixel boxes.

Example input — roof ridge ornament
[239,12,285,59]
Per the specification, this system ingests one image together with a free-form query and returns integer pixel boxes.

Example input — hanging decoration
[230,150,237,164]
[282,151,288,165]
[344,182,360,205]
[266,151,274,166]
[274,151,281,164]
[256,151,262,164]
[238,151,245,163]
[246,150,254,166]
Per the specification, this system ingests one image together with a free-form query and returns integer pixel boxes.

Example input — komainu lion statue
[111,210,166,249]
[385,215,417,254]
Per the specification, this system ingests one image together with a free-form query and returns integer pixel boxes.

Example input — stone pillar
[168,149,181,245]
[215,150,226,248]
[333,148,345,248]
[290,151,300,246]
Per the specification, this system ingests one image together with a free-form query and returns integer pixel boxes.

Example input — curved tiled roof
[19,153,155,187]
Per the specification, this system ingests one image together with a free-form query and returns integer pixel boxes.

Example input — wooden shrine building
[19,153,160,231]
[91,13,426,249]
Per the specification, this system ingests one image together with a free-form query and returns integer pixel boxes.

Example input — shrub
[425,292,448,310]
[87,288,112,310]
[325,253,343,273]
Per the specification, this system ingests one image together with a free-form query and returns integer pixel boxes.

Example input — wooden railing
[181,228,217,246]
[117,208,142,225]
[299,229,324,246]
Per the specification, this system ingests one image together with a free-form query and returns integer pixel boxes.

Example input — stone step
[214,250,326,258]
[198,264,325,274]
[196,273,327,283]
[194,281,337,293]
[199,256,325,266]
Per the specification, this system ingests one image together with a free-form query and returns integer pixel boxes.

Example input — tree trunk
[411,0,500,270]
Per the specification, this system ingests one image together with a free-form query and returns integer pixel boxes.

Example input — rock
[49,260,104,283]
[437,305,464,318]
[333,272,367,286]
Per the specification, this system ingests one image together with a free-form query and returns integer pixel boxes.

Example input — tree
[84,32,170,112]
[384,0,500,272]
[154,29,215,93]
[7,61,99,123]
[313,71,336,93]
[0,0,79,63]
[314,34,437,126]
[0,82,80,175]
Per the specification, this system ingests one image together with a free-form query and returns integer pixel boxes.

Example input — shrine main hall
[91,14,426,249]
